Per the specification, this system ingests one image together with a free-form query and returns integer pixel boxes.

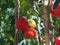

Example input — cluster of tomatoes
[15,0,60,44]
[16,17,37,39]
[50,0,60,45]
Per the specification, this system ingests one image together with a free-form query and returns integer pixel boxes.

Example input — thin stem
[36,33,40,45]
[14,0,20,45]
[24,38,26,45]
[27,39,31,45]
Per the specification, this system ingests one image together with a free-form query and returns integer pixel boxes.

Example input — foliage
[0,0,60,45]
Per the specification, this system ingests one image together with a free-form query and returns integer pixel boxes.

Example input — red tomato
[55,36,60,45]
[24,28,37,39]
[50,0,60,18]
[16,17,29,31]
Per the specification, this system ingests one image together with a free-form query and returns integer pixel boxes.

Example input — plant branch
[14,0,20,45]
[42,0,50,45]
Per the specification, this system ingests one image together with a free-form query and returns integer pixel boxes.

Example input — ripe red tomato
[55,36,60,45]
[50,0,60,18]
[24,28,37,39]
[28,19,36,28]
[16,17,29,31]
